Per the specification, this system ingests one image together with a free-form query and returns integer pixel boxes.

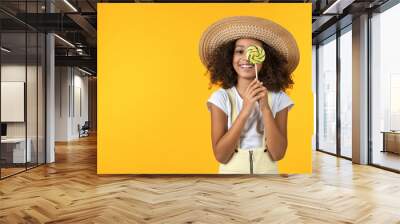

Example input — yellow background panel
[98,3,312,174]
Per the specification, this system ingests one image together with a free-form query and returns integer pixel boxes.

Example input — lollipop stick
[255,64,260,111]
[255,64,258,80]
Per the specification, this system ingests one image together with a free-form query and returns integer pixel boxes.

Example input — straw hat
[199,16,300,74]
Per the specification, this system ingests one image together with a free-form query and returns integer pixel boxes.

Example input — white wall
[1,82,24,122]
[1,65,26,129]
[55,67,70,141]
[1,65,39,137]
[1,64,26,81]
[72,73,89,138]
[55,67,89,141]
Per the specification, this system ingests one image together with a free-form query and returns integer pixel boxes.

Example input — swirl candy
[246,45,265,65]
[246,45,265,80]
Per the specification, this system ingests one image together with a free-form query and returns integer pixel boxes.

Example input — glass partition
[371,3,400,171]
[317,35,337,155]
[1,30,28,177]
[0,1,46,179]
[339,27,352,158]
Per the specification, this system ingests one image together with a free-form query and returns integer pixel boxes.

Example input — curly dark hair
[206,39,293,92]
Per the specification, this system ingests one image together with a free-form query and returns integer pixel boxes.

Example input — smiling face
[232,38,264,80]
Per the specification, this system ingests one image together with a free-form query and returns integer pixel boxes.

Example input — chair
[79,121,90,138]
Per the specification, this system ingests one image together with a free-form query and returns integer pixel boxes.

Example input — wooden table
[381,131,400,154]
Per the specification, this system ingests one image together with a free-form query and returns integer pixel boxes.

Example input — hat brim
[199,16,300,74]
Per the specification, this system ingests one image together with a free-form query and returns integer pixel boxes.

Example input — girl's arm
[209,80,264,164]
[208,103,252,164]
[261,107,289,161]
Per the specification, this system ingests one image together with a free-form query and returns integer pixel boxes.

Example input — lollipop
[246,45,265,80]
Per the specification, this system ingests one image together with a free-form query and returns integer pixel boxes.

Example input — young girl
[199,16,300,174]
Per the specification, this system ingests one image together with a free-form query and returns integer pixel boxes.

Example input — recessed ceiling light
[54,34,75,48]
[1,47,11,53]
[77,67,93,76]
[63,0,78,12]
[322,0,355,15]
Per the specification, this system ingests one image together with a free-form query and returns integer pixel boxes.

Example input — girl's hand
[241,79,265,116]
[258,84,270,111]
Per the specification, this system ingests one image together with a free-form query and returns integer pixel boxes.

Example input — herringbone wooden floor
[0,135,399,224]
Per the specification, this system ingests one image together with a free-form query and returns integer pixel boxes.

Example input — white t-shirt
[207,86,294,150]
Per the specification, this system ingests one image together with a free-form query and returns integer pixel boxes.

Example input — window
[339,27,352,158]
[371,2,400,171]
[317,35,337,154]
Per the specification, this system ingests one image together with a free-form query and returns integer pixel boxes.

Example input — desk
[381,131,400,154]
[1,138,31,163]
